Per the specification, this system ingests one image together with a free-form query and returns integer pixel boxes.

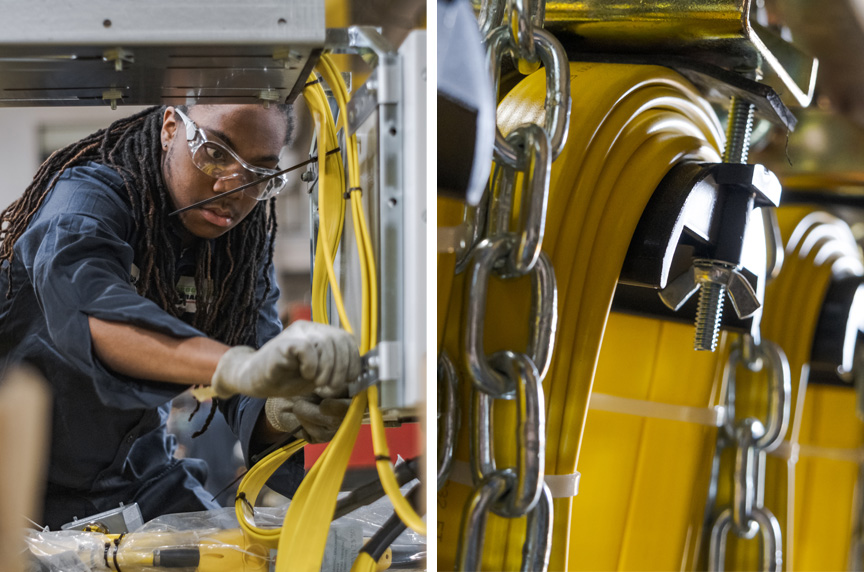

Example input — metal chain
[438,351,460,491]
[453,0,570,569]
[708,337,791,571]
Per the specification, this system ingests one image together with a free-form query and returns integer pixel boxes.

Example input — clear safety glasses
[174,107,287,201]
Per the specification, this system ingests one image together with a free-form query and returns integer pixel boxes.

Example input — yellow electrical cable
[271,71,368,572]
[306,79,353,331]
[243,49,414,571]
[437,62,724,571]
[316,53,425,537]
[276,391,369,571]
[318,53,378,350]
[350,551,380,572]
[716,207,864,571]
[235,439,308,547]
[235,59,376,571]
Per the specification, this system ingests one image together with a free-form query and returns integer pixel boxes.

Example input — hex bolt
[692,96,756,351]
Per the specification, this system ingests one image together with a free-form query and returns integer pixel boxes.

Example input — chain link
[453,0,570,568]
[438,351,460,491]
[464,236,556,397]
[708,337,791,570]
[470,351,545,516]
[487,26,570,168]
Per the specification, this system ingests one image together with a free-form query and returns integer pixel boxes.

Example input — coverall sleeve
[218,260,304,498]
[16,164,207,408]
[220,261,288,464]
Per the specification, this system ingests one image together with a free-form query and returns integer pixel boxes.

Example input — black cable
[359,483,424,562]
[332,457,419,520]
[112,533,126,572]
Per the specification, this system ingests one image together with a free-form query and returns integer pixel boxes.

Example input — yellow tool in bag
[437,61,725,571]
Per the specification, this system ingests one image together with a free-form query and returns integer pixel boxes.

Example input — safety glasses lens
[190,139,287,200]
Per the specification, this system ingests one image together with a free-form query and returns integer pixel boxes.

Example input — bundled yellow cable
[316,55,424,536]
[437,61,724,570]
[569,315,731,570]
[722,207,864,571]
[233,54,379,572]
[236,440,308,547]
[272,64,369,572]
[237,52,423,572]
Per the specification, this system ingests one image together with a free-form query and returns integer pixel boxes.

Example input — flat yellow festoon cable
[436,61,724,571]
[315,54,424,536]
[714,208,859,571]
[568,316,731,571]
[235,439,307,547]
[718,207,864,572]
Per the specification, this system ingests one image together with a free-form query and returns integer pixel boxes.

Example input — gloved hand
[211,320,361,399]
[265,394,352,443]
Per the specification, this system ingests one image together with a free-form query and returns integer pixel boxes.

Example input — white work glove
[211,320,361,399]
[265,394,352,443]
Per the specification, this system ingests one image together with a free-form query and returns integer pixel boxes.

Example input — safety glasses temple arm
[169,147,341,216]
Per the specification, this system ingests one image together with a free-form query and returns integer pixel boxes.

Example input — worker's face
[160,105,288,240]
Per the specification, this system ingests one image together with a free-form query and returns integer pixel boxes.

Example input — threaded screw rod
[723,97,756,164]
[693,97,755,351]
[695,280,726,351]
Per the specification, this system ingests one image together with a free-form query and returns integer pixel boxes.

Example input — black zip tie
[305,77,325,87]
[210,426,304,502]
[236,491,255,514]
[113,533,126,572]
[343,186,362,200]
[104,542,111,569]
[187,397,201,422]
[374,455,391,462]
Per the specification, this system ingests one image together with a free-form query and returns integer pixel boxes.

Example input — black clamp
[615,162,782,330]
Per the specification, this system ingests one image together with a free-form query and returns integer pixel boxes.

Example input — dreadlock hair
[0,104,293,432]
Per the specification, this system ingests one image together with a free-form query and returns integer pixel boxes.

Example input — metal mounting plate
[505,0,818,108]
[0,0,325,107]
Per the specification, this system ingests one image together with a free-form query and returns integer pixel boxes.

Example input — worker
[0,104,359,530]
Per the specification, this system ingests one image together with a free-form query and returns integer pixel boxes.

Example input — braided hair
[0,105,291,431]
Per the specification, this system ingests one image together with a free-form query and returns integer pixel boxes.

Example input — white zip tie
[768,440,864,464]
[448,459,580,498]
[588,392,726,427]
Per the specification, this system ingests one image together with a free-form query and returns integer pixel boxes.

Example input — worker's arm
[89,316,360,399]
[89,316,228,385]
[90,317,351,446]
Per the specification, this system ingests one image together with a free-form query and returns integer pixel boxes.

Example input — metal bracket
[349,342,402,397]
[540,0,818,109]
[61,502,143,534]
[347,82,378,134]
